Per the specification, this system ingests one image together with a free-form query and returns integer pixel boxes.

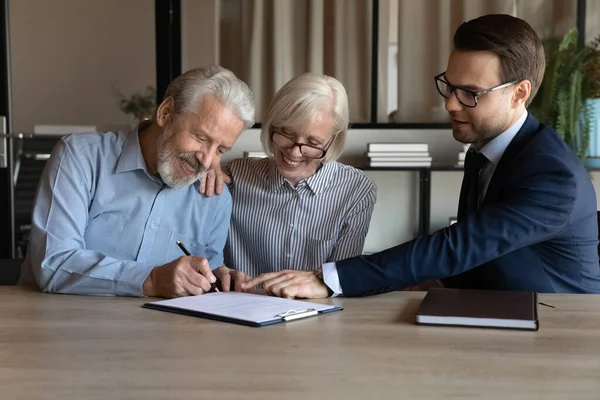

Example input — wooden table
[1,287,599,399]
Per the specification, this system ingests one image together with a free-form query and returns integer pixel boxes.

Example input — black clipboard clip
[276,308,318,321]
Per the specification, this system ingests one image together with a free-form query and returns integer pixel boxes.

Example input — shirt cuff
[115,261,156,297]
[322,262,343,297]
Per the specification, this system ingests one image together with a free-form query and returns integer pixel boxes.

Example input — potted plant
[114,85,157,123]
[529,28,598,162]
[582,36,600,167]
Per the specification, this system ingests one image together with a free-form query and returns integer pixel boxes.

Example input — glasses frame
[434,72,519,108]
[270,129,334,159]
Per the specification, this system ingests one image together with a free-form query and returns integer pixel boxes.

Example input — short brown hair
[453,14,545,106]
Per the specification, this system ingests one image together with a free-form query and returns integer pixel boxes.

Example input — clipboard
[142,291,343,327]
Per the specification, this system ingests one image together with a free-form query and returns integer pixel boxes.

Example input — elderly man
[19,65,255,298]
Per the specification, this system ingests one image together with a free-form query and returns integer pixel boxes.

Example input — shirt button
[150,223,155,229]
[289,223,294,228]
[285,254,291,258]
[191,242,197,248]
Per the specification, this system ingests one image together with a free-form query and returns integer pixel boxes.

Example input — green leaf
[529,27,597,160]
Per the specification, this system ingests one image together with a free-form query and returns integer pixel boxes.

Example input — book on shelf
[369,161,431,167]
[369,157,432,163]
[366,143,432,167]
[243,151,267,158]
[368,143,429,152]
[366,152,431,158]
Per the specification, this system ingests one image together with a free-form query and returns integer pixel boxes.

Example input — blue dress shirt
[19,125,232,297]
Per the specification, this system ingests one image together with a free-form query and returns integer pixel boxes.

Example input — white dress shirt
[477,110,528,203]
[322,110,528,296]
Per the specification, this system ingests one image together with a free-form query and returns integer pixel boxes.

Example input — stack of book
[243,151,267,158]
[455,144,471,167]
[367,143,432,167]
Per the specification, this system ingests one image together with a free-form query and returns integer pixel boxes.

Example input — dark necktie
[457,148,487,221]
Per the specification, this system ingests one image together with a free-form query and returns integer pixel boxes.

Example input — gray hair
[260,72,349,163]
[163,65,255,129]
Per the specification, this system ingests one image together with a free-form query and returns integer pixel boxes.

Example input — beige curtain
[221,0,378,122]
[218,0,585,124]
[392,0,579,122]
[587,0,600,44]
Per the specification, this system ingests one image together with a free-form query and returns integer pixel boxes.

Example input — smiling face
[156,95,245,189]
[272,110,335,186]
[443,50,529,149]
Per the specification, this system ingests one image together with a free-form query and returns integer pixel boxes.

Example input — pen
[176,240,220,293]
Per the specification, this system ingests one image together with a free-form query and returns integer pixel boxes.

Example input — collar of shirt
[114,121,200,190]
[266,158,338,195]
[479,110,528,165]
[116,121,152,174]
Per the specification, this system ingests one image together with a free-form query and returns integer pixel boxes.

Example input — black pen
[176,240,220,293]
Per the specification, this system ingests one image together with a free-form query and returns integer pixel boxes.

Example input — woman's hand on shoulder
[199,161,230,196]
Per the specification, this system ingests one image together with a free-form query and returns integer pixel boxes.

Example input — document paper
[146,292,338,324]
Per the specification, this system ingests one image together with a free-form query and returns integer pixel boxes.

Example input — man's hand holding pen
[142,255,217,298]
[142,240,253,298]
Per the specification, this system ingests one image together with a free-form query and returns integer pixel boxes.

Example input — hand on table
[212,266,251,292]
[241,270,331,299]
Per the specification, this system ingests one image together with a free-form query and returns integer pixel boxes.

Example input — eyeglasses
[434,72,518,108]
[270,129,334,159]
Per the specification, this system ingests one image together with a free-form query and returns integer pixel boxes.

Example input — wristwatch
[314,266,324,281]
[314,266,333,296]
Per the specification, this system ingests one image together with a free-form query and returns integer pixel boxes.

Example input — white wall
[9,0,156,133]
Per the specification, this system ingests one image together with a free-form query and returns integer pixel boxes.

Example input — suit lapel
[457,170,470,221]
[480,114,540,206]
[446,115,541,290]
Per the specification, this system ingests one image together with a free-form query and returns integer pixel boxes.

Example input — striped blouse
[223,157,377,278]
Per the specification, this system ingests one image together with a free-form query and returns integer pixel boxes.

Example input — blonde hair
[162,65,255,129]
[260,73,349,163]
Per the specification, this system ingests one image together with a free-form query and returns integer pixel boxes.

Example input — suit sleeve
[336,153,577,297]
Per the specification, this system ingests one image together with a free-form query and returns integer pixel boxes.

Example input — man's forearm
[31,247,155,297]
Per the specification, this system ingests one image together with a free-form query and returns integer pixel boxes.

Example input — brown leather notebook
[415,287,539,331]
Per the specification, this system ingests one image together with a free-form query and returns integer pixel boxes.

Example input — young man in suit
[242,14,600,297]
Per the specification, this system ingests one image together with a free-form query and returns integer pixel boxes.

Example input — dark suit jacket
[337,114,600,296]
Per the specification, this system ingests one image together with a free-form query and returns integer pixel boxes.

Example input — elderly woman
[202,73,376,283]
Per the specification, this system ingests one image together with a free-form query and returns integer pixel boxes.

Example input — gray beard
[156,127,206,189]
